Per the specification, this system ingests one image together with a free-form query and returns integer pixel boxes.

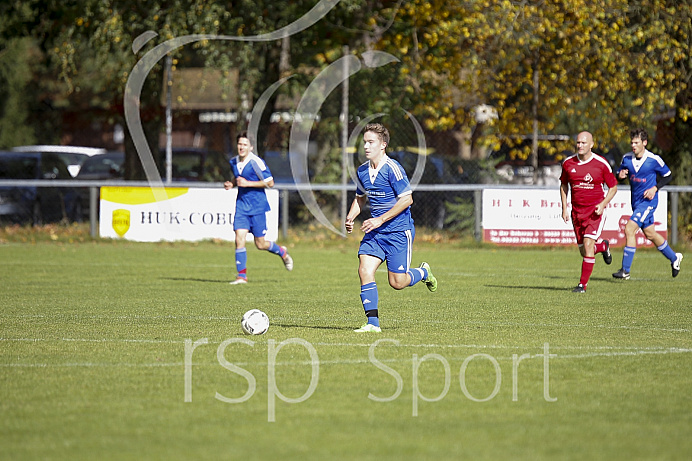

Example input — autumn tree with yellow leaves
[380,0,690,159]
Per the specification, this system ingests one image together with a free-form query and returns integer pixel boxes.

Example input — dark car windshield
[78,153,124,177]
[0,156,38,179]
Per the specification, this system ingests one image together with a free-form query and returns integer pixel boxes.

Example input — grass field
[1,230,691,460]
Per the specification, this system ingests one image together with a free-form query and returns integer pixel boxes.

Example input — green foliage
[381,0,691,147]
[444,193,475,234]
[0,37,37,147]
[668,116,692,240]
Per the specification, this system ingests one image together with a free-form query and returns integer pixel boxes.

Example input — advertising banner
[99,186,279,242]
[482,188,667,246]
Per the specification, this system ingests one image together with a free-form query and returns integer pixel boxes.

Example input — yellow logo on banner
[112,209,131,238]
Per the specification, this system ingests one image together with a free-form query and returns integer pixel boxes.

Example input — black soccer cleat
[612,268,630,280]
[572,284,586,293]
[601,240,612,265]
[672,253,683,278]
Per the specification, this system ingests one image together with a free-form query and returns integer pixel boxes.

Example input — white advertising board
[482,188,667,246]
[99,186,279,242]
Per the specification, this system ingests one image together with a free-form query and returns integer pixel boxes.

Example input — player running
[612,128,683,280]
[224,131,293,284]
[560,131,618,293]
[345,123,437,332]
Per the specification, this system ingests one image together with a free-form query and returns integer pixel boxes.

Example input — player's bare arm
[223,180,234,190]
[236,177,274,188]
[618,169,629,179]
[595,185,618,216]
[560,183,571,223]
[345,196,366,233]
[361,194,413,233]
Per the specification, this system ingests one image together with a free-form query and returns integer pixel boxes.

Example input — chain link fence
[2,74,691,243]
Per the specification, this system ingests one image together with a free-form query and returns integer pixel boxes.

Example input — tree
[0,37,38,147]
[378,0,690,156]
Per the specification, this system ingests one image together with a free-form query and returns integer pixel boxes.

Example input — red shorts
[571,207,606,245]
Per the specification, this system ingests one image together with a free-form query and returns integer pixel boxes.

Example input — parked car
[263,150,315,223]
[158,147,230,182]
[74,151,126,220]
[0,151,81,225]
[75,151,125,180]
[12,145,108,178]
[263,150,313,185]
[387,150,450,229]
[488,136,573,185]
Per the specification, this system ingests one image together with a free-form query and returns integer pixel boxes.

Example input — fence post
[474,189,482,242]
[670,191,678,246]
[89,186,98,238]
[340,45,350,235]
[281,189,289,239]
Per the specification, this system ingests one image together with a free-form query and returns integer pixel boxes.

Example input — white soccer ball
[241,309,270,335]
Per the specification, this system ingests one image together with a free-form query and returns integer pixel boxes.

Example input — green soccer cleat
[354,323,382,333]
[420,262,437,292]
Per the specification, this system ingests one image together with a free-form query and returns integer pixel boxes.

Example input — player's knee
[389,276,408,290]
[358,266,375,282]
[624,221,639,235]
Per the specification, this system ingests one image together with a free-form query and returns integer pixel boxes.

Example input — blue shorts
[629,202,656,229]
[233,212,268,237]
[358,228,414,273]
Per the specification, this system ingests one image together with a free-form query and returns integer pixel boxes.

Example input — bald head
[576,131,594,158]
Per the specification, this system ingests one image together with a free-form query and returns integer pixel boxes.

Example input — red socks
[580,257,595,287]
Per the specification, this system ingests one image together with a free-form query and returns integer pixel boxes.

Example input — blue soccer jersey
[230,153,273,215]
[355,155,413,233]
[618,149,671,209]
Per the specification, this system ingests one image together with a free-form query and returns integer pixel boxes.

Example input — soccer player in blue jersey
[612,128,683,279]
[224,131,293,284]
[345,123,437,333]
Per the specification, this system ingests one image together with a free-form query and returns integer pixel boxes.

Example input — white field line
[460,321,690,333]
[1,340,691,368]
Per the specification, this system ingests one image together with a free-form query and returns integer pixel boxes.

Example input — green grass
[1,236,691,460]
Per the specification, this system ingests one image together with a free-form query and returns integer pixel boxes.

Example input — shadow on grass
[274,323,355,331]
[163,277,230,284]
[484,284,570,292]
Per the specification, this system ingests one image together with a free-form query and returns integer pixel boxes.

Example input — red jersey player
[560,131,618,292]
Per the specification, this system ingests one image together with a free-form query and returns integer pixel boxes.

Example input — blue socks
[235,248,247,280]
[623,241,677,273]
[622,246,636,273]
[360,282,379,327]
[658,241,677,263]
[361,268,428,327]
[266,241,286,257]
[236,242,286,281]
[407,267,427,287]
